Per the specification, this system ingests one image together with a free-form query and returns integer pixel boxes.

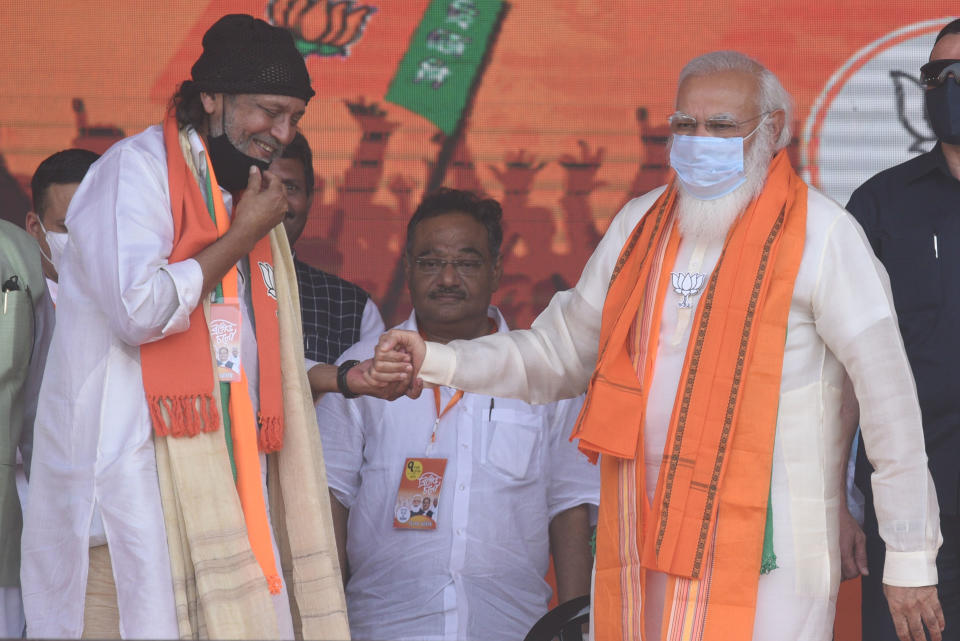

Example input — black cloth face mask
[923,60,960,145]
[207,108,270,193]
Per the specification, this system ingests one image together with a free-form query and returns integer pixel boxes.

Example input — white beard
[674,128,777,244]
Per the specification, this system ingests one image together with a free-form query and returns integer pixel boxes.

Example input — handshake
[344,330,429,401]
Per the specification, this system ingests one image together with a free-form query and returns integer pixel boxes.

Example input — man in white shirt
[373,52,943,641]
[21,14,347,639]
[24,148,100,305]
[316,187,600,641]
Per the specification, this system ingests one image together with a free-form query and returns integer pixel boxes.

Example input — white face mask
[669,116,768,200]
[38,220,68,272]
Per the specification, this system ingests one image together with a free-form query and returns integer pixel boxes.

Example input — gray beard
[675,129,777,244]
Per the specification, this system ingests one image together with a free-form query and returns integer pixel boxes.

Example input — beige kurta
[420,184,941,639]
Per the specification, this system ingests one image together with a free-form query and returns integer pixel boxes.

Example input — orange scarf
[140,115,286,593]
[573,151,807,640]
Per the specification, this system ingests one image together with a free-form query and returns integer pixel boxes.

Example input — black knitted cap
[191,14,315,102]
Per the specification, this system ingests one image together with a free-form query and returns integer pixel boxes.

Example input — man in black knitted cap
[20,14,350,639]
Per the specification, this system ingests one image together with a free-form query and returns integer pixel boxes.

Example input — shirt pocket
[880,231,942,344]
[481,408,542,481]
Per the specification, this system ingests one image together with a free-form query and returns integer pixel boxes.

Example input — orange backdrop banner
[2,3,950,637]
[0,1,953,327]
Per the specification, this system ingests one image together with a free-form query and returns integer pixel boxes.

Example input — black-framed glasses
[920,59,960,88]
[413,257,484,275]
[668,111,772,137]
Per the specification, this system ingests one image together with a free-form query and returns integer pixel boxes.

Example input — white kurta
[317,307,600,641]
[21,125,293,638]
[420,185,941,640]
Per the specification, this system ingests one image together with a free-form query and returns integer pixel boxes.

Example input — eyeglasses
[668,111,772,137]
[920,59,960,88]
[413,257,484,275]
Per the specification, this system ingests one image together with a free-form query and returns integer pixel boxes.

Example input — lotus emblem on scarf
[258,261,278,300]
[268,0,376,58]
[671,271,706,309]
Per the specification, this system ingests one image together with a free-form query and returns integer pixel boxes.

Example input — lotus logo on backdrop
[268,0,377,58]
[890,70,937,152]
[802,18,950,206]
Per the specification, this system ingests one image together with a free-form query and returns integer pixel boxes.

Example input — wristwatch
[337,359,361,398]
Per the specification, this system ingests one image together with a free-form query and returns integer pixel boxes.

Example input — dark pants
[862,505,960,640]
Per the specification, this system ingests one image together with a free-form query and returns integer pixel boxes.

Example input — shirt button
[458,484,465,491]
[461,443,468,449]
[456,529,464,536]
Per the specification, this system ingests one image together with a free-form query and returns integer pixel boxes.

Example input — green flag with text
[386,0,504,135]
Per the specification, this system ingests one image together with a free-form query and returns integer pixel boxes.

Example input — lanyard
[421,317,498,453]
[428,387,464,454]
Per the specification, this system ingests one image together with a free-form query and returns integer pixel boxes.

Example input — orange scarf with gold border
[573,150,807,640]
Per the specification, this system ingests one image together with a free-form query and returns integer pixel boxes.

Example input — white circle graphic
[802,18,953,205]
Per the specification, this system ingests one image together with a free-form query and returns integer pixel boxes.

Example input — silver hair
[678,51,793,150]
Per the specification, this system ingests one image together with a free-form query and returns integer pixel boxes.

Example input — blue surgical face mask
[669,116,767,200]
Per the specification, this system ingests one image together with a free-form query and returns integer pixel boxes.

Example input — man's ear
[769,109,787,145]
[24,211,44,243]
[199,92,221,116]
[490,253,503,293]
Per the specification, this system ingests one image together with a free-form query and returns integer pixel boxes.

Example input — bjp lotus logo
[268,0,376,57]
[802,18,948,204]
[671,271,706,309]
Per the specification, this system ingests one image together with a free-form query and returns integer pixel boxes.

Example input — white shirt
[421,185,940,640]
[22,125,293,638]
[316,307,600,641]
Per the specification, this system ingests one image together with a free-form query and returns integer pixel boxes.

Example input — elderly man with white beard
[369,51,944,641]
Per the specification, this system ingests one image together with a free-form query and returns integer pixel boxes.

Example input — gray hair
[678,51,793,150]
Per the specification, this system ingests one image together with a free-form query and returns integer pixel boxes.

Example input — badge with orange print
[393,457,447,530]
[209,299,242,383]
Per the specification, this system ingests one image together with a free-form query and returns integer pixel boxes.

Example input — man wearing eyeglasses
[315,187,600,641]
[843,18,960,641]
[373,51,942,641]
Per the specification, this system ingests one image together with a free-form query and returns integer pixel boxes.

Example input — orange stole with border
[573,151,807,640]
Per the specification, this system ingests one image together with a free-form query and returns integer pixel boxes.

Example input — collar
[904,143,954,184]
[185,126,234,212]
[399,305,509,335]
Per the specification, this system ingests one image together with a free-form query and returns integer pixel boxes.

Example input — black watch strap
[337,359,361,398]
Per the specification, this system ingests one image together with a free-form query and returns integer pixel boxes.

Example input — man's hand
[838,504,868,580]
[373,330,425,398]
[195,166,289,297]
[883,584,945,641]
[227,166,288,250]
[345,358,410,401]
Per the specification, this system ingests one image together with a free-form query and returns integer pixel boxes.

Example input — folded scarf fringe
[149,394,219,438]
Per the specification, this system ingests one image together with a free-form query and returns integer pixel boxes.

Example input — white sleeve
[812,212,940,587]
[315,391,365,510]
[545,395,601,520]
[420,189,664,404]
[66,145,204,347]
[358,298,385,344]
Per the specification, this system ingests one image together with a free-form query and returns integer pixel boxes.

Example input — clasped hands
[349,330,427,400]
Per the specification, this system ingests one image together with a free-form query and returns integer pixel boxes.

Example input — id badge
[393,457,447,530]
[209,300,242,383]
